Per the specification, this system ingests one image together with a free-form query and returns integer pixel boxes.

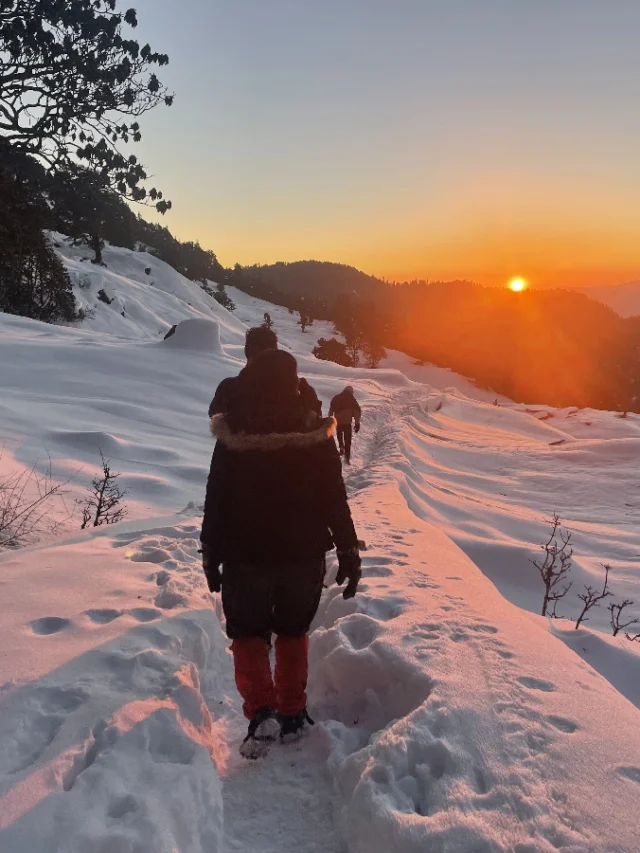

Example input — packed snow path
[1,238,640,850]
[4,389,640,852]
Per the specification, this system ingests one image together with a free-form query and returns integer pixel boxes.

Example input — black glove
[200,543,222,593]
[336,548,362,599]
[354,423,360,434]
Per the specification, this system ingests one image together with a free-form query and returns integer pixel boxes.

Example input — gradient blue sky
[132,0,640,287]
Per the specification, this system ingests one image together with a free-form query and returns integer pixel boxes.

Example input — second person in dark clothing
[329,385,361,465]
[200,350,361,757]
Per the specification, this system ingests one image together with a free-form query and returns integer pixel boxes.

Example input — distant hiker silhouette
[298,376,322,416]
[200,349,361,758]
[329,385,361,465]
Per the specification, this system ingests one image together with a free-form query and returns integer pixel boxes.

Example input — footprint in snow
[128,607,162,623]
[496,648,515,660]
[84,608,123,624]
[108,794,139,819]
[129,548,172,564]
[616,767,640,786]
[518,676,556,693]
[468,624,499,635]
[339,614,381,650]
[361,597,405,622]
[30,616,72,635]
[545,715,578,734]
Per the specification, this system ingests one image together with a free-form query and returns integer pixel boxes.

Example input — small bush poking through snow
[531,514,573,617]
[0,457,70,548]
[79,452,128,529]
[609,599,639,638]
[575,565,613,629]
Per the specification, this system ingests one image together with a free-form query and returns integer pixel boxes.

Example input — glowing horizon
[133,1,640,290]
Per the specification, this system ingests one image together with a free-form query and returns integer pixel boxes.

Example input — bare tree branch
[575,565,613,629]
[609,599,639,637]
[531,514,573,618]
[78,451,128,528]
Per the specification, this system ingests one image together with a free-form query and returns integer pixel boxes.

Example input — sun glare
[508,277,527,292]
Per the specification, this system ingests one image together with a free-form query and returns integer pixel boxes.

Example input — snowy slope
[1,239,639,852]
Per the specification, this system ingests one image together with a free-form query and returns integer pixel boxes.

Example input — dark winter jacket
[329,390,361,427]
[209,375,240,417]
[201,412,358,564]
[298,377,322,416]
[209,373,321,418]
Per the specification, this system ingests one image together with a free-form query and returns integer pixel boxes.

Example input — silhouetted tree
[333,294,364,365]
[263,312,274,330]
[312,337,354,366]
[531,515,573,618]
[50,167,136,263]
[212,281,235,311]
[0,0,173,210]
[0,159,76,322]
[298,311,313,333]
[79,452,128,528]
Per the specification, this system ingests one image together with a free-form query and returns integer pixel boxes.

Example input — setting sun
[508,277,528,292]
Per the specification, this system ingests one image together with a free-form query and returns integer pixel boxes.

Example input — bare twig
[0,454,71,548]
[609,599,639,637]
[531,514,573,618]
[575,565,613,629]
[78,451,128,528]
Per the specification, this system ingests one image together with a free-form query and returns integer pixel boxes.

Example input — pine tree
[312,337,354,366]
[0,161,76,323]
[50,168,136,264]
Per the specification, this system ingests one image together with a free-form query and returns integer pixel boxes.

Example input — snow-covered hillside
[1,239,639,852]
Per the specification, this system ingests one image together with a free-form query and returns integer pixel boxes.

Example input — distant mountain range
[578,282,640,318]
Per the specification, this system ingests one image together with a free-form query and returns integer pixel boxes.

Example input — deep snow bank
[0,518,226,853]
[312,479,640,853]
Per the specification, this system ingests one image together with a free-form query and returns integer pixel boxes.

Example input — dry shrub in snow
[608,599,639,638]
[79,452,128,529]
[531,514,573,617]
[0,456,70,548]
[575,565,613,629]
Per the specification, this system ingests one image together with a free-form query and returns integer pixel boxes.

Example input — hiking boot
[279,708,315,743]
[239,707,279,759]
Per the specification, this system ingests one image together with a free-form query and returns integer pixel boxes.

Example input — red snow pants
[221,559,325,719]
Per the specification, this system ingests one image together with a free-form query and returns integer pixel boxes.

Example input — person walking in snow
[208,325,278,417]
[209,325,322,418]
[298,376,322,416]
[329,385,361,465]
[200,349,361,758]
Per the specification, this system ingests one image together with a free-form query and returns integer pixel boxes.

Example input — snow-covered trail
[217,389,640,853]
[2,389,640,851]
[212,670,340,853]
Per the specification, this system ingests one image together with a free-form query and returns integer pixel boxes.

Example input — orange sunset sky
[134,1,640,289]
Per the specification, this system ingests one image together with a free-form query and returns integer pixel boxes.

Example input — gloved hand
[354,423,360,434]
[336,548,362,599]
[199,543,222,593]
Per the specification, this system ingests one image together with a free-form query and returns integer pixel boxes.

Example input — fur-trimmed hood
[210,414,336,452]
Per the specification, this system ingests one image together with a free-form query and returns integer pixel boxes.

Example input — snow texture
[0,236,639,852]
